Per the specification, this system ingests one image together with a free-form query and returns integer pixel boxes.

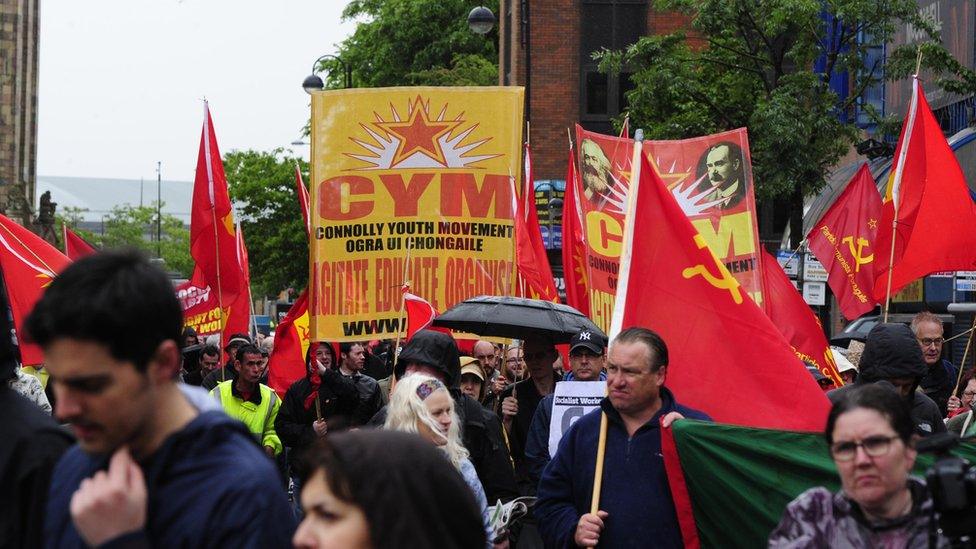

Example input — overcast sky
[38,0,355,181]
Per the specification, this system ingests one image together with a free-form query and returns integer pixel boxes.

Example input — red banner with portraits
[575,126,763,332]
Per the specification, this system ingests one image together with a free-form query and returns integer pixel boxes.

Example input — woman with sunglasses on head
[385,373,500,547]
[769,383,947,548]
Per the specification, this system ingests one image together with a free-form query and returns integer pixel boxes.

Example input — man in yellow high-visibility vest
[212,343,281,457]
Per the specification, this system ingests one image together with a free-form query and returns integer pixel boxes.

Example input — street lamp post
[156,161,162,259]
[302,54,353,94]
[466,6,526,119]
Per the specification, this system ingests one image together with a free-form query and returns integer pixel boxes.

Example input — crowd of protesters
[1,251,974,548]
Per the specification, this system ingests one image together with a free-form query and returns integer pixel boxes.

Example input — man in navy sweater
[27,252,295,548]
[535,327,710,548]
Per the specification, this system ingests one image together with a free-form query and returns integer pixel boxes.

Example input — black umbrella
[432,295,605,344]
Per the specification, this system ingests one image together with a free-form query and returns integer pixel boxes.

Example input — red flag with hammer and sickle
[610,152,829,431]
[806,164,881,320]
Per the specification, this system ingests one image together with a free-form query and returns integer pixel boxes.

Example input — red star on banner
[378,97,459,166]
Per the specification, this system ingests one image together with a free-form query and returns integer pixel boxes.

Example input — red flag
[807,164,881,320]
[403,289,437,340]
[267,290,310,398]
[190,102,243,309]
[0,215,70,365]
[873,78,976,301]
[515,144,559,301]
[266,162,314,398]
[760,249,842,387]
[62,224,96,260]
[225,222,252,338]
[295,162,311,236]
[610,151,829,431]
[562,145,590,316]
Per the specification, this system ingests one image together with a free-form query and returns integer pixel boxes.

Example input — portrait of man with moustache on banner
[695,141,747,211]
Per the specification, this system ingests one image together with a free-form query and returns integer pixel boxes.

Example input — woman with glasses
[769,383,946,547]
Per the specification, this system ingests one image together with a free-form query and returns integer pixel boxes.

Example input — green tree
[332,0,499,88]
[224,149,309,297]
[598,0,975,246]
[59,204,192,277]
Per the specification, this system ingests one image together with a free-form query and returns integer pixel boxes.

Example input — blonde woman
[385,374,495,546]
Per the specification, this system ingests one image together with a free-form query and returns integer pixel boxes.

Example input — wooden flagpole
[883,53,923,321]
[589,130,645,537]
[201,101,228,383]
[211,208,227,383]
[952,320,976,397]
[390,239,413,394]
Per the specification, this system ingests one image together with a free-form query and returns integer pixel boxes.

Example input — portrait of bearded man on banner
[579,139,627,212]
[695,141,747,211]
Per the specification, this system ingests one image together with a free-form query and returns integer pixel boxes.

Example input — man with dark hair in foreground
[28,251,294,548]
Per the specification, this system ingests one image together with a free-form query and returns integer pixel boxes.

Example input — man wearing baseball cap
[523,329,608,492]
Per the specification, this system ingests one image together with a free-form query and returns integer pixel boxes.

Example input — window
[580,0,647,132]
[853,31,886,130]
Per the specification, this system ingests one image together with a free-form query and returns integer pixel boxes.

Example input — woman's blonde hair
[384,373,469,469]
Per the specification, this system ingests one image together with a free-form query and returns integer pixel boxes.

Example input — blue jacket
[535,387,709,548]
[45,411,296,549]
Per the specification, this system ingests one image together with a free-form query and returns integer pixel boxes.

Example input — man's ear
[148,340,181,383]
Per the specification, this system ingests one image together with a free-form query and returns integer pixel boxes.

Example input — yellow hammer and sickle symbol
[681,234,743,304]
[841,236,874,272]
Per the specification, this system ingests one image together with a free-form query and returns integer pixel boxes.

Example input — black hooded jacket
[276,365,360,469]
[0,290,73,549]
[828,323,945,435]
[371,330,519,503]
[0,387,74,548]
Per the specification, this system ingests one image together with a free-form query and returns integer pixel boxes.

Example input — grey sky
[37,0,355,181]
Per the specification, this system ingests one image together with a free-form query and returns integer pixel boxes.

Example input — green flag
[667,419,976,548]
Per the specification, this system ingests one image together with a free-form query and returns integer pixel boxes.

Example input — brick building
[498,0,693,181]
[0,0,39,226]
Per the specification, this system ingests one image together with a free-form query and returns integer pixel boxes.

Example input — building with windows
[498,0,693,181]
[0,0,39,226]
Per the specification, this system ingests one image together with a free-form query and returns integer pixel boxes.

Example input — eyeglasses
[505,357,523,364]
[917,337,944,347]
[830,435,900,461]
[964,390,976,398]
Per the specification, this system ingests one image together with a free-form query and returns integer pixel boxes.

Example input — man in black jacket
[828,322,945,436]
[276,342,359,462]
[370,330,519,504]
[338,341,384,426]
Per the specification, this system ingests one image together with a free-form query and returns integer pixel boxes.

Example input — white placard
[548,381,607,457]
[803,281,826,306]
[802,254,828,282]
